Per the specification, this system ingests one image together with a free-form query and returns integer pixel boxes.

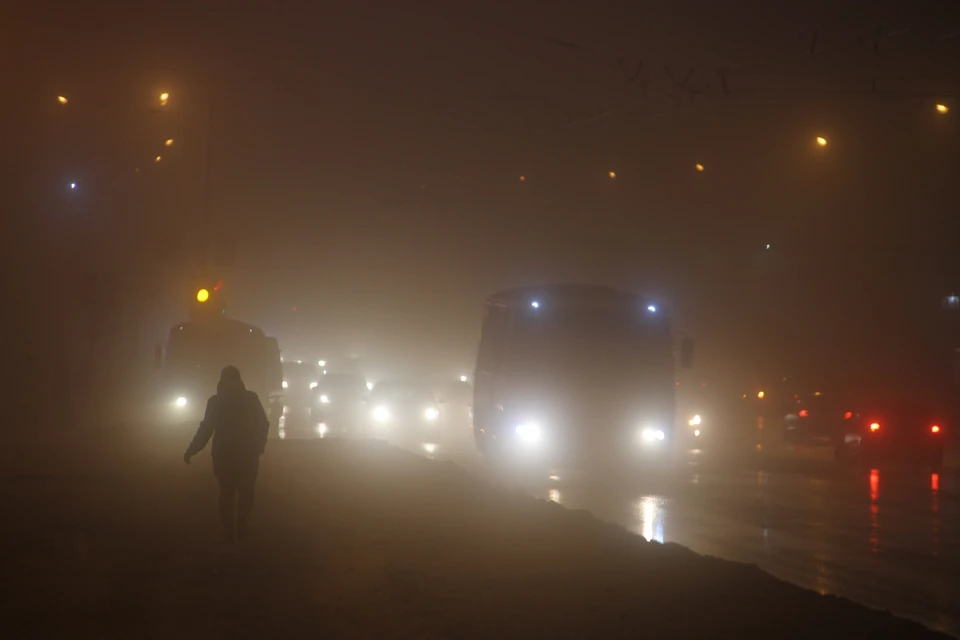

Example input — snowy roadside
[1,430,948,639]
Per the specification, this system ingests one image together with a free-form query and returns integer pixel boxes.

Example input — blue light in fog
[647,304,657,313]
[530,300,540,309]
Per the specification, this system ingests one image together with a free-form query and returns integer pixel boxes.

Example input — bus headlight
[424,407,440,421]
[641,428,666,442]
[515,422,542,443]
[372,405,390,422]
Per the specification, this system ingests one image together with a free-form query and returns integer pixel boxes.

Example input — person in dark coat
[184,366,270,543]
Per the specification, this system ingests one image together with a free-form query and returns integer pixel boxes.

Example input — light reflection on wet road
[526,455,959,636]
[434,437,960,636]
[278,409,959,634]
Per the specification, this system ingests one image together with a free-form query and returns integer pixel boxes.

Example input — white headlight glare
[641,428,666,442]
[689,414,702,426]
[319,395,330,404]
[175,396,187,408]
[515,422,542,443]
[424,407,439,421]
[282,380,289,389]
[309,381,319,390]
[372,406,390,422]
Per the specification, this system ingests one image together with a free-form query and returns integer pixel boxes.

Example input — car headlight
[515,422,542,443]
[372,405,390,422]
[641,428,666,442]
[175,396,188,408]
[319,395,330,404]
[282,380,289,389]
[424,407,439,421]
[689,414,701,426]
[309,381,319,390]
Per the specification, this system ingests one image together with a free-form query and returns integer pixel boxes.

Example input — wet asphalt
[280,404,959,636]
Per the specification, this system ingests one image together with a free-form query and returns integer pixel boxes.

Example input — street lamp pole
[201,95,215,273]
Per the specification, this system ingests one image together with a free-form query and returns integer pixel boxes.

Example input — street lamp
[936,103,949,114]
[165,138,174,147]
[816,136,828,147]
[695,163,704,172]
[57,95,68,105]
[155,155,162,162]
[159,92,169,106]
[608,170,617,179]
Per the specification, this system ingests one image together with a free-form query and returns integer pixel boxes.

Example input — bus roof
[486,283,641,307]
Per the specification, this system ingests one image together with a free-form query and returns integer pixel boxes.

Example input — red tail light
[931,425,941,434]
[798,409,809,418]
[869,422,880,432]
[843,411,853,419]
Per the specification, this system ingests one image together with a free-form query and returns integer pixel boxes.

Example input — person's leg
[235,473,257,541]
[218,473,238,542]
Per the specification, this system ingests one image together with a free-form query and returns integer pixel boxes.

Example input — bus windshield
[506,308,671,384]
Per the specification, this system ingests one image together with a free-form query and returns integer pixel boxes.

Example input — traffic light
[190,283,225,319]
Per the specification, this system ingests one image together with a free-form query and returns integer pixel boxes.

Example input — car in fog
[311,372,368,436]
[366,380,442,445]
[472,284,691,468]
[281,360,321,405]
[782,391,845,447]
[836,401,946,472]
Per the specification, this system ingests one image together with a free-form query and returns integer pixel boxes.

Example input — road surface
[429,421,960,636]
[1,416,948,638]
[280,403,959,634]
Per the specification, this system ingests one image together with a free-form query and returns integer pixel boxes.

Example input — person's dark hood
[217,366,246,396]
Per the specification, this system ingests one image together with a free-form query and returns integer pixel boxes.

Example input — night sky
[6,1,960,394]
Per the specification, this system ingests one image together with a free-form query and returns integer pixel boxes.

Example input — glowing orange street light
[159,92,169,106]
[165,138,174,147]
[57,95,68,105]
[608,171,617,179]
[870,422,880,432]
[196,288,210,303]
[816,136,828,147]
[155,155,162,163]
[519,175,526,182]
[931,425,941,434]
[757,390,765,399]
[936,103,949,114]
[695,163,704,172]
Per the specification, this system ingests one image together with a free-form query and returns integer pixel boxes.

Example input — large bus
[472,284,690,467]
[159,316,282,426]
